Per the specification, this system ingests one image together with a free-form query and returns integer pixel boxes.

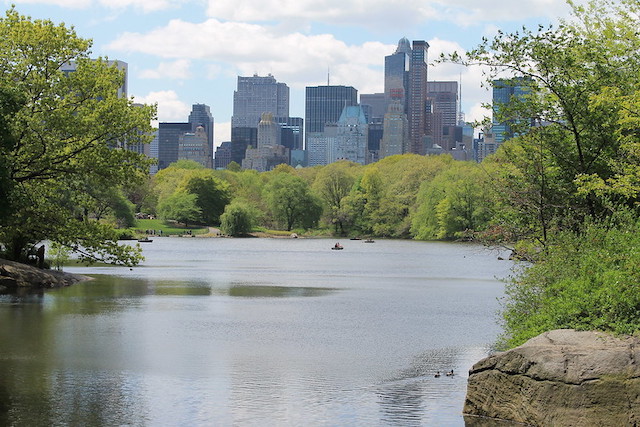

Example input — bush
[499,220,640,349]
[220,201,258,236]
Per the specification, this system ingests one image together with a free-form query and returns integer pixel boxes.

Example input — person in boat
[334,242,341,248]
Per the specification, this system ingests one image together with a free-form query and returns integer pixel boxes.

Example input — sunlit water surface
[0,238,513,426]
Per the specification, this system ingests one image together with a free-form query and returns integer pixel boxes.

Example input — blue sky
[5,0,578,146]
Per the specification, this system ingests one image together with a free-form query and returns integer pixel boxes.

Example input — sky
[5,0,579,147]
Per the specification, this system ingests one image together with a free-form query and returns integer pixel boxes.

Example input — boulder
[464,329,640,426]
[0,258,90,290]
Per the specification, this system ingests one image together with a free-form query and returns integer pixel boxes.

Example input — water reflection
[0,238,513,425]
[377,348,470,425]
[227,284,336,298]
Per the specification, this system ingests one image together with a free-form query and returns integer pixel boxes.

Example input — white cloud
[97,0,179,12]
[206,0,438,29]
[109,20,391,92]
[139,59,192,80]
[205,0,574,28]
[12,0,90,8]
[13,0,186,11]
[133,90,190,123]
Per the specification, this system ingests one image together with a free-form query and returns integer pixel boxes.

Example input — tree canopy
[0,8,155,265]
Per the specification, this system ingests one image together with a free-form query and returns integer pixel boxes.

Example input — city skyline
[7,0,581,147]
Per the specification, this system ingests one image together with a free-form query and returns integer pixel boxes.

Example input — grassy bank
[131,219,209,236]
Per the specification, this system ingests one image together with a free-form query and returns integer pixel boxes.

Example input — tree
[312,161,359,234]
[411,162,494,240]
[184,173,231,225]
[0,8,155,265]
[220,201,258,236]
[444,0,640,241]
[157,191,201,227]
[264,173,322,231]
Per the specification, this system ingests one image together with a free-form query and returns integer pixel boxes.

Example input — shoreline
[0,258,92,293]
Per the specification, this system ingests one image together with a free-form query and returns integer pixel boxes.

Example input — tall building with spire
[385,37,411,113]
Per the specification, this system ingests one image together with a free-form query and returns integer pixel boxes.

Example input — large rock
[0,258,90,291]
[464,329,640,426]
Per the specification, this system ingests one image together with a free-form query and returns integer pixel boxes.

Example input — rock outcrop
[0,258,90,291]
[464,329,640,426]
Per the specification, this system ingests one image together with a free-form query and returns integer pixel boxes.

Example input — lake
[0,237,513,426]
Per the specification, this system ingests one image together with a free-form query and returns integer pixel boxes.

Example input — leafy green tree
[265,173,322,231]
[220,201,258,236]
[445,0,640,240]
[157,191,201,227]
[411,162,493,240]
[312,161,359,234]
[184,174,231,225]
[0,8,154,265]
[226,161,241,172]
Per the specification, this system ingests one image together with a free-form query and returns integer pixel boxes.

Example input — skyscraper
[385,37,411,112]
[305,85,358,139]
[157,122,191,170]
[179,126,212,168]
[492,78,532,144]
[334,105,369,165]
[380,100,409,158]
[408,40,429,155]
[426,81,458,151]
[188,104,214,167]
[232,74,289,128]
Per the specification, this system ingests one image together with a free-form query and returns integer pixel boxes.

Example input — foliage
[0,8,155,265]
[226,161,241,172]
[411,162,493,240]
[157,191,201,227]
[500,217,640,349]
[48,242,71,271]
[153,163,231,225]
[264,172,322,231]
[312,161,359,234]
[220,200,258,236]
[184,174,231,225]
[444,0,640,244]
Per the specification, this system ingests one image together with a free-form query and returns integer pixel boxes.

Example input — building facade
[408,40,429,155]
[380,100,409,158]
[232,74,289,128]
[157,122,192,170]
[304,85,358,137]
[426,81,458,151]
[492,78,532,144]
[334,105,369,165]
[188,104,214,167]
[178,126,212,168]
[384,37,411,113]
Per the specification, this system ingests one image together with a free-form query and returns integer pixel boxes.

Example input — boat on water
[364,238,375,243]
[138,237,153,243]
[332,243,344,250]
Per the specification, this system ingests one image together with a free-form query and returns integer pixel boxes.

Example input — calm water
[0,238,513,426]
